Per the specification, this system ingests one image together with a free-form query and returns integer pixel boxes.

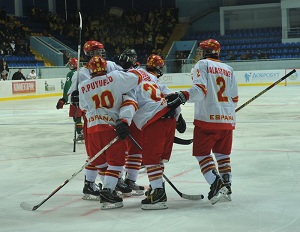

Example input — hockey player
[78,56,142,209]
[166,39,238,204]
[123,54,182,210]
[56,58,84,141]
[68,40,125,200]
[115,48,145,195]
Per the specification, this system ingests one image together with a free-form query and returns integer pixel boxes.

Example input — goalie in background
[56,57,84,142]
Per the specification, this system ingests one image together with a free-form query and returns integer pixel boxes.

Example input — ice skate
[208,171,228,205]
[115,178,132,197]
[222,174,232,201]
[100,188,123,209]
[141,188,168,210]
[74,133,84,143]
[82,178,101,201]
[124,178,144,196]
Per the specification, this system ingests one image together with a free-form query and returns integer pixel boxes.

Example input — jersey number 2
[216,76,228,102]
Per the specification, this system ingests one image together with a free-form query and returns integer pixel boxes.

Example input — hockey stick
[128,134,204,200]
[73,12,83,152]
[174,136,193,145]
[236,69,296,112]
[162,174,204,200]
[20,136,119,211]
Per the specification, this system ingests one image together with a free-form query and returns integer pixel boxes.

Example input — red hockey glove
[56,98,66,109]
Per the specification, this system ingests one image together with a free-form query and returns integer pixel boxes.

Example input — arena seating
[3,55,45,68]
[184,27,300,61]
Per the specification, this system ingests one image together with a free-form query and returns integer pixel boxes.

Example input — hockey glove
[176,114,186,133]
[115,119,129,140]
[71,90,79,106]
[162,108,177,118]
[56,98,66,109]
[165,91,188,110]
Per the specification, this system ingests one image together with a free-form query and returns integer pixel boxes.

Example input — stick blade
[20,202,35,211]
[181,193,204,200]
[174,137,193,145]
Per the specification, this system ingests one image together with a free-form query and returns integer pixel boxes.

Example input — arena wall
[1,69,299,101]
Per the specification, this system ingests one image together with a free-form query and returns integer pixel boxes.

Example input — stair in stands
[30,49,52,66]
[162,23,189,56]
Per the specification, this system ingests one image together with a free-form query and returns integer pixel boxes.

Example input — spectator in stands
[261,50,269,59]
[257,50,262,59]
[62,50,69,65]
[240,51,247,60]
[225,51,235,60]
[0,7,7,21]
[155,33,165,50]
[247,50,253,60]
[27,70,36,79]
[0,60,9,81]
[12,69,26,81]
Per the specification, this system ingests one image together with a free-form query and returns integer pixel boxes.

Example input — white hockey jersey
[188,58,238,130]
[125,68,175,130]
[79,70,142,133]
[67,60,123,99]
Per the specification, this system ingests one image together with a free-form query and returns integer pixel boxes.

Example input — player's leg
[193,127,228,205]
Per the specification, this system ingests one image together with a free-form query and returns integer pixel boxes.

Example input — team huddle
[56,38,238,210]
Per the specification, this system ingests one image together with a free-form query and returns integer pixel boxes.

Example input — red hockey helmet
[83,41,106,58]
[67,58,78,70]
[197,39,221,59]
[146,54,165,78]
[87,56,107,77]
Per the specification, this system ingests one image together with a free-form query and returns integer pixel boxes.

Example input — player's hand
[165,91,188,109]
[71,90,79,106]
[115,119,129,140]
[56,98,66,109]
[176,114,186,133]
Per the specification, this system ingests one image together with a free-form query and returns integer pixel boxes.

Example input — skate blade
[141,202,168,210]
[224,194,232,201]
[210,186,228,205]
[82,194,100,201]
[132,190,144,196]
[100,202,123,210]
[117,191,132,197]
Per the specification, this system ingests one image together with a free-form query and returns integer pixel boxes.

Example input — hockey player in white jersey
[123,54,182,210]
[115,48,145,195]
[79,56,142,209]
[67,40,124,201]
[68,41,123,95]
[166,39,238,204]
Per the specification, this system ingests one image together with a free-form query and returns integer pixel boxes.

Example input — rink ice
[0,85,300,232]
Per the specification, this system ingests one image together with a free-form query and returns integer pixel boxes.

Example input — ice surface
[0,85,299,232]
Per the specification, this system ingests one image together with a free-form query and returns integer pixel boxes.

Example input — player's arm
[119,90,138,126]
[186,60,207,102]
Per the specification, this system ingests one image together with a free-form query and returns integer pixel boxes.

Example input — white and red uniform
[67,61,123,97]
[78,70,142,168]
[67,63,123,146]
[187,57,238,181]
[125,68,177,166]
